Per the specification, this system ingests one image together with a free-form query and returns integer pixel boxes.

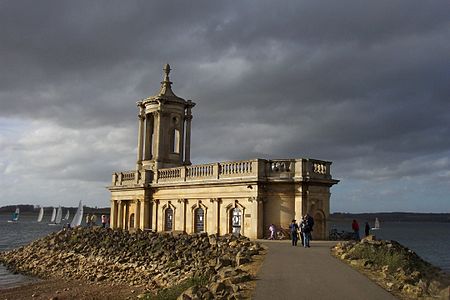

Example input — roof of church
[142,64,186,105]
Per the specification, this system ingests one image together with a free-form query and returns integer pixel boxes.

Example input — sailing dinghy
[371,217,381,230]
[7,208,20,223]
[48,207,57,225]
[70,201,83,228]
[37,207,44,222]
[63,210,70,221]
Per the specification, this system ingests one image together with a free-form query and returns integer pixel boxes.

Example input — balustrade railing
[111,158,332,186]
[186,163,214,178]
[219,160,253,176]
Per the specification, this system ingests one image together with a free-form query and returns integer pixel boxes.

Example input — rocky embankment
[332,236,450,299]
[0,227,263,299]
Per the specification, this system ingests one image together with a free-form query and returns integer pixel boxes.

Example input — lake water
[1,213,449,288]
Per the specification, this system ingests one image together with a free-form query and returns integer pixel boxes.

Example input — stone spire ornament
[159,63,175,97]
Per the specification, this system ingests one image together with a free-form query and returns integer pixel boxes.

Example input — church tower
[136,64,195,171]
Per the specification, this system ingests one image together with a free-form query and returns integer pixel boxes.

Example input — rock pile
[332,236,450,299]
[0,228,263,299]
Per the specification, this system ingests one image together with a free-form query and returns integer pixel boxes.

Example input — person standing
[101,215,107,228]
[268,224,276,240]
[289,219,299,246]
[352,219,360,240]
[301,216,312,248]
[365,222,370,237]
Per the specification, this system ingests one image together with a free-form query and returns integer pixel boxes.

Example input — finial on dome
[163,63,171,82]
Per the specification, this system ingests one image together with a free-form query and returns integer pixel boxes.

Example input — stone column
[117,200,123,229]
[136,104,145,169]
[135,200,141,230]
[139,200,145,229]
[110,201,116,229]
[153,111,162,168]
[144,113,154,160]
[151,200,159,231]
[184,100,195,165]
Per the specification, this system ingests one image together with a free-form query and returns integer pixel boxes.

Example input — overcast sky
[0,1,449,212]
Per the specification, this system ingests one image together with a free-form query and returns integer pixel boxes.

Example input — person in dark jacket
[364,222,370,237]
[352,219,360,240]
[289,219,299,246]
[300,216,312,248]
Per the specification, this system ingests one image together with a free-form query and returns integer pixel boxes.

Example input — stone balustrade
[111,158,333,186]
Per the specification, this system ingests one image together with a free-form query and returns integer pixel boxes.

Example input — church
[108,65,339,239]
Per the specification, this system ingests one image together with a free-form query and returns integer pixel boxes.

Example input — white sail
[64,210,70,220]
[70,201,83,228]
[50,207,56,223]
[37,207,44,222]
[371,217,380,230]
[55,206,63,224]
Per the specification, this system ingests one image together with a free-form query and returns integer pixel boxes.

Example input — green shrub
[143,276,208,300]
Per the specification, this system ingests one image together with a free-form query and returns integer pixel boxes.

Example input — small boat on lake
[371,217,381,230]
[37,207,44,222]
[49,206,63,225]
[70,201,83,228]
[7,208,20,223]
[48,207,56,225]
[63,210,70,221]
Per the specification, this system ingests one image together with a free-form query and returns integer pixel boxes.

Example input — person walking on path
[364,222,370,237]
[268,224,276,240]
[301,216,312,248]
[289,219,299,246]
[352,219,360,240]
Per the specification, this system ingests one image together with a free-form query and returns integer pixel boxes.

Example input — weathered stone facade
[109,65,339,239]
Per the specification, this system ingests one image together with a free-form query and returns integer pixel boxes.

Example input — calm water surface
[1,213,449,288]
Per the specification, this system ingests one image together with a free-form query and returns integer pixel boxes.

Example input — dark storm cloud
[0,0,449,210]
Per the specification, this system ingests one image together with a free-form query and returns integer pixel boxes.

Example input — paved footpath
[253,240,397,300]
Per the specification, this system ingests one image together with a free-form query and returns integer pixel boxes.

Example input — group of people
[351,219,371,240]
[289,214,315,248]
[85,214,109,228]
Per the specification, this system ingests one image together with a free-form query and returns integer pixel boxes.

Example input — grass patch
[348,242,430,273]
[143,276,208,300]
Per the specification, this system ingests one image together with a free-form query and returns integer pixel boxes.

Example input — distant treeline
[0,205,110,215]
[330,212,450,223]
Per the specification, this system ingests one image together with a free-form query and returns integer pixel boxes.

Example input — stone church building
[109,65,339,239]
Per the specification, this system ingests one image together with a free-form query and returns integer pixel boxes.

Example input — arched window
[173,129,180,153]
[194,207,204,233]
[129,213,135,228]
[164,207,174,231]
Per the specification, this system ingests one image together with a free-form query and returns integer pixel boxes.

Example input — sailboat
[70,201,83,228]
[371,217,381,230]
[7,208,20,223]
[48,207,57,225]
[37,207,44,222]
[55,206,63,224]
[63,210,70,221]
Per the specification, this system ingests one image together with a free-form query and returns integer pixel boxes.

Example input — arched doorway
[229,208,242,236]
[312,211,325,240]
[194,207,204,233]
[164,207,173,231]
[129,213,135,229]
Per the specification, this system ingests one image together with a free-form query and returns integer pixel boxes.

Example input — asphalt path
[252,240,397,300]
